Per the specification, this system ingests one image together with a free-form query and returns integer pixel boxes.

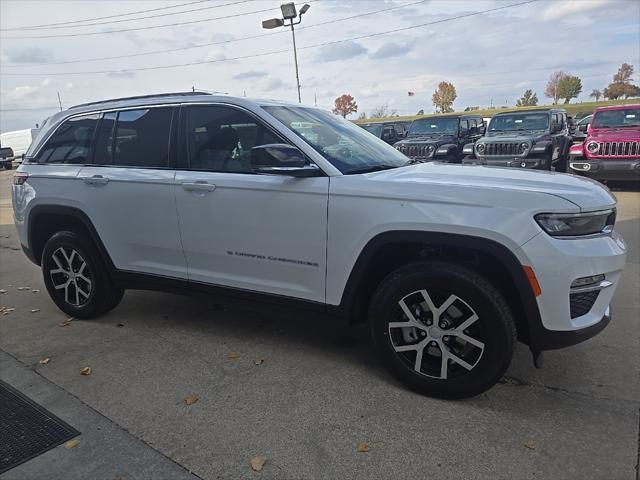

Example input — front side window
[592,108,640,128]
[36,114,99,164]
[186,105,283,172]
[489,113,549,132]
[264,105,408,174]
[408,117,459,136]
[113,108,173,168]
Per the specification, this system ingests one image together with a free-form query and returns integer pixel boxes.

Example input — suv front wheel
[369,261,516,399]
[42,230,124,319]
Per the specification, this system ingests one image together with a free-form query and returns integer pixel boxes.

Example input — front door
[174,104,329,302]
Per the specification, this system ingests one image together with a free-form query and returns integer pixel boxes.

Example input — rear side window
[113,108,173,168]
[36,114,99,164]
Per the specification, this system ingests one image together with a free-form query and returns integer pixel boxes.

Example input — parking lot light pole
[262,3,311,103]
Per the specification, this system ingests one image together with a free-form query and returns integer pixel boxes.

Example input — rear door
[77,106,187,278]
[174,104,329,302]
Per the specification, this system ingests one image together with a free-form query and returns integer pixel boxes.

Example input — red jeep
[569,104,640,182]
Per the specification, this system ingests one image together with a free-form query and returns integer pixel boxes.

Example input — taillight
[13,172,28,185]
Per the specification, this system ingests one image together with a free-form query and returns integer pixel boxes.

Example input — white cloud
[6,85,40,101]
[541,0,612,21]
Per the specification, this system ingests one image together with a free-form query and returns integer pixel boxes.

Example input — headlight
[520,142,529,153]
[587,141,599,153]
[426,145,435,153]
[476,143,485,153]
[535,209,615,237]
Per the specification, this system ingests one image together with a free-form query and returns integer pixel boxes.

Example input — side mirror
[578,124,589,133]
[251,144,319,177]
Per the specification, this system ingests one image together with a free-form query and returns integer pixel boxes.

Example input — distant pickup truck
[0,145,14,170]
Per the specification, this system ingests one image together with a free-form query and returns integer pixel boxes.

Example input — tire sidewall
[370,263,514,399]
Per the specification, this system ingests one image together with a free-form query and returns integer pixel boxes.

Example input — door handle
[82,174,109,186]
[181,181,216,192]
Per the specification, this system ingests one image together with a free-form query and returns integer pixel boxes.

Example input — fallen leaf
[64,439,80,449]
[59,318,74,327]
[254,357,265,365]
[356,442,370,453]
[184,393,199,405]
[17,286,31,291]
[0,289,6,294]
[80,366,92,376]
[228,351,240,359]
[250,455,266,472]
[524,440,536,450]
[32,289,40,293]
[117,323,124,328]
[1,307,15,315]
[31,309,40,313]
[39,357,50,365]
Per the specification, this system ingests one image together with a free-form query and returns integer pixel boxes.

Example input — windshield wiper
[346,164,400,175]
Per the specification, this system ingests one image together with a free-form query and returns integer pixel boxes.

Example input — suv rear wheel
[42,231,124,319]
[369,261,515,399]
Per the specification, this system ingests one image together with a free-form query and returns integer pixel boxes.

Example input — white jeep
[12,93,627,398]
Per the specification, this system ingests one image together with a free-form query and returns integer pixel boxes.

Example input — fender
[27,204,116,271]
[432,143,458,158]
[329,230,545,353]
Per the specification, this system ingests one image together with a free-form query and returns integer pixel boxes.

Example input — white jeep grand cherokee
[12,93,626,398]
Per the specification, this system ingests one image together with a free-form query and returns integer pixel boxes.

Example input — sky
[1,0,639,132]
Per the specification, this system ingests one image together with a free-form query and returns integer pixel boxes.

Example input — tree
[557,75,582,103]
[516,89,538,107]
[369,104,396,118]
[544,71,566,104]
[432,81,457,113]
[613,62,634,84]
[603,63,639,99]
[589,89,602,102]
[357,111,366,120]
[332,94,358,118]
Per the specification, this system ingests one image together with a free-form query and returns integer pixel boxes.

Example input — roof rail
[69,91,212,109]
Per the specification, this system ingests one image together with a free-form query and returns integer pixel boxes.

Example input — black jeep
[462,108,572,171]
[360,121,408,144]
[0,144,14,170]
[394,114,485,163]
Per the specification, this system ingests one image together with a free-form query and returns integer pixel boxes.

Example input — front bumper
[517,229,626,350]
[463,156,548,169]
[569,156,640,181]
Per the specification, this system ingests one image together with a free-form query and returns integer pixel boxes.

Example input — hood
[588,127,640,142]
[364,163,616,211]
[483,131,547,142]
[396,134,455,146]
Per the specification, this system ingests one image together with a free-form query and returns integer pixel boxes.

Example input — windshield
[409,117,459,135]
[263,106,409,174]
[489,113,549,132]
[361,124,383,136]
[592,108,640,128]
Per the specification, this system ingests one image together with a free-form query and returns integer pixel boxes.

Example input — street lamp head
[262,17,285,29]
[299,4,310,14]
[280,2,297,19]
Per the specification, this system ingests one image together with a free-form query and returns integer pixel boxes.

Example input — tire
[41,230,124,319]
[462,156,476,164]
[555,156,568,173]
[369,261,516,399]
[4,162,12,170]
[537,153,552,171]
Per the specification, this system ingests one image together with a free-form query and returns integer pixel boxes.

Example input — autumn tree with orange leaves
[333,94,358,118]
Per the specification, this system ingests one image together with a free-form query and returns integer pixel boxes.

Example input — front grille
[484,142,524,156]
[569,290,600,319]
[596,141,640,157]
[396,144,431,160]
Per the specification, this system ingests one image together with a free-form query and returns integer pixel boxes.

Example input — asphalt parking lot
[0,169,638,480]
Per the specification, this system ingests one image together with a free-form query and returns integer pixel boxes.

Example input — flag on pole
[407,91,415,97]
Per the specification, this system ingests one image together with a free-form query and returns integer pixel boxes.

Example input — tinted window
[93,112,116,165]
[113,108,172,168]
[186,105,283,172]
[36,114,99,164]
[459,119,469,132]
